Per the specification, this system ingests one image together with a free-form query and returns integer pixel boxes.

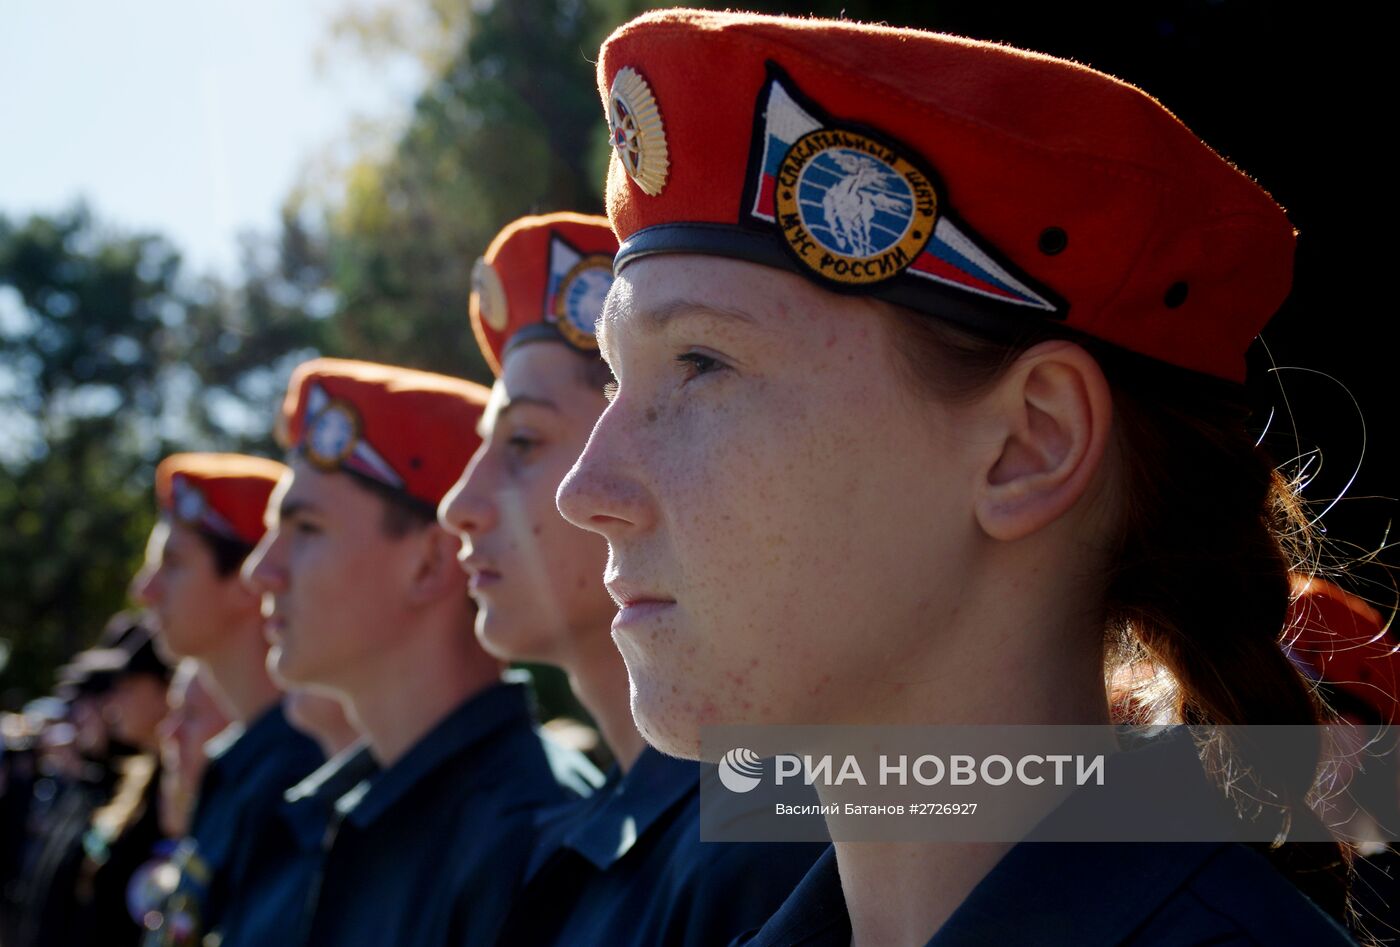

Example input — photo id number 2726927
[909,803,978,816]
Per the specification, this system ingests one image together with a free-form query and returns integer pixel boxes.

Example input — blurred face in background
[104,672,168,752]
[157,663,229,837]
[131,518,256,659]
[70,694,110,759]
[439,342,614,665]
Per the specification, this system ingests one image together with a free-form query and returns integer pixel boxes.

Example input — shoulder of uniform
[1134,843,1354,946]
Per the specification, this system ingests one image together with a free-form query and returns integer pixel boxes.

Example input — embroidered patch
[746,68,1062,311]
[471,257,508,333]
[300,384,406,489]
[305,398,360,471]
[545,234,612,351]
[170,475,239,540]
[609,66,669,196]
[775,128,937,286]
[171,475,206,523]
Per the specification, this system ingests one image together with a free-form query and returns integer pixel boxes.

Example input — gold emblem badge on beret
[471,257,509,333]
[305,399,362,472]
[608,67,669,196]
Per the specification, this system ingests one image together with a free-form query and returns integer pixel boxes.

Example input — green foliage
[318,0,656,384]
[0,206,329,706]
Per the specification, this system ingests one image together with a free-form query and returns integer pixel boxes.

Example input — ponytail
[884,304,1353,924]
[1104,373,1349,921]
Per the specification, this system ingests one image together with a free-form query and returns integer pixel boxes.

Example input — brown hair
[884,307,1354,924]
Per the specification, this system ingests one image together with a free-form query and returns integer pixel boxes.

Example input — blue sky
[0,0,419,277]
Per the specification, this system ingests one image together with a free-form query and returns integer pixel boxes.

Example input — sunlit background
[0,0,1392,708]
[0,0,428,277]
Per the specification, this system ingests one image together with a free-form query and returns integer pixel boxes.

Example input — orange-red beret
[280,358,490,508]
[470,213,619,376]
[597,10,1295,383]
[1286,577,1398,724]
[156,453,287,547]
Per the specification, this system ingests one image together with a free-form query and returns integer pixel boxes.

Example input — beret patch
[282,358,489,508]
[470,214,619,376]
[156,453,287,547]
[546,233,615,353]
[740,66,1063,311]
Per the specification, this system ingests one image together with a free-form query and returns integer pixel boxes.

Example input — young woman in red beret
[558,9,1362,946]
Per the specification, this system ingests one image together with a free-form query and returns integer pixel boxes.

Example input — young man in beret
[242,357,600,947]
[441,212,825,946]
[132,453,322,945]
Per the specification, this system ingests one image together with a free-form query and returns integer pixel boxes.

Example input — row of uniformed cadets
[117,205,825,947]
[6,8,1400,946]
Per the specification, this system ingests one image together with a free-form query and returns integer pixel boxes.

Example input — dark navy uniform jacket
[737,842,1356,946]
[143,701,323,945]
[495,746,827,947]
[737,731,1358,947]
[300,680,601,947]
[212,743,379,947]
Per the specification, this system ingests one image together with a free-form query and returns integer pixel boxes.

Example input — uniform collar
[203,702,305,787]
[281,742,379,851]
[339,680,533,829]
[551,746,698,872]
[744,845,847,946]
[931,729,1239,946]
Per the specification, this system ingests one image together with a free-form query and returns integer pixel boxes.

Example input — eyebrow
[597,298,757,363]
[480,394,560,437]
[279,498,321,521]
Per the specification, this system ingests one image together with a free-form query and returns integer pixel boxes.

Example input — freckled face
[440,343,614,664]
[557,257,980,758]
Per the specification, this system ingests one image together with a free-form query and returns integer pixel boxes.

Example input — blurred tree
[311,0,655,383]
[0,206,328,705]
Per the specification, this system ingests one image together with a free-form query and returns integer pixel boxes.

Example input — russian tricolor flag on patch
[747,73,1061,313]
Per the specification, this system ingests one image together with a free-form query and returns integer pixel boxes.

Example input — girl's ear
[972,341,1115,542]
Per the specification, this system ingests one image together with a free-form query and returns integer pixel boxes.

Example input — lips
[260,599,287,643]
[605,577,677,630]
[469,569,502,595]
[460,554,502,594]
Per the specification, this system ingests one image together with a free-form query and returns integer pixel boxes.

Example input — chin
[626,668,708,761]
[475,609,557,665]
[157,624,203,660]
[267,644,307,686]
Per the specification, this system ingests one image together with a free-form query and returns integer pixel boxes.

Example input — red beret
[597,10,1295,383]
[280,358,490,508]
[1286,577,1398,724]
[470,213,619,376]
[155,453,287,547]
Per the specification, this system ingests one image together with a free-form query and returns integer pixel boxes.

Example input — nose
[240,530,285,596]
[438,459,497,543]
[556,402,652,540]
[130,563,160,606]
